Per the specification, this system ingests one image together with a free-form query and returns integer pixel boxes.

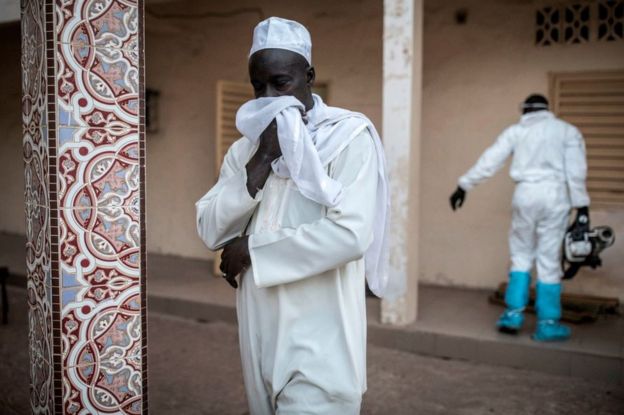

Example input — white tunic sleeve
[458,127,515,191]
[248,131,378,288]
[196,141,263,251]
[564,126,590,208]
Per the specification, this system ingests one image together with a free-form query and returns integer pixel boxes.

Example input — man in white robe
[196,17,389,415]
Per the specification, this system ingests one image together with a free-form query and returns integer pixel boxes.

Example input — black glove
[569,206,590,239]
[449,186,466,211]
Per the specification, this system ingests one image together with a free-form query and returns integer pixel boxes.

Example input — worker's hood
[519,110,555,126]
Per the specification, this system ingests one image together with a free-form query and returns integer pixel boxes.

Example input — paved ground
[3,233,623,385]
[1,287,623,415]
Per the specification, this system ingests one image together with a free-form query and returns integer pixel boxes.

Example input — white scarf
[236,94,390,297]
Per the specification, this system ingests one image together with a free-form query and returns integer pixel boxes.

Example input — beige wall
[420,0,624,299]
[144,0,382,259]
[0,1,383,261]
[1,1,623,299]
[0,22,25,236]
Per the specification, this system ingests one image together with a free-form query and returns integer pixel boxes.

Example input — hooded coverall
[459,110,590,285]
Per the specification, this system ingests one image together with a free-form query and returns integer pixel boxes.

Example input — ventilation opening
[550,70,624,207]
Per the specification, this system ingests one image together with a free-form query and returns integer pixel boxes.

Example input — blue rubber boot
[533,282,571,342]
[496,271,531,334]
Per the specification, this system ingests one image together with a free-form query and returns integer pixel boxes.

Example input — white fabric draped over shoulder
[235,94,391,297]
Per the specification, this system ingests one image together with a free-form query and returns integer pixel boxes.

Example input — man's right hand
[257,119,281,160]
[449,186,466,211]
[246,120,281,197]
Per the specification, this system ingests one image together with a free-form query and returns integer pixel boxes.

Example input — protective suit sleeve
[248,130,378,288]
[196,141,263,251]
[458,127,515,191]
[564,126,590,208]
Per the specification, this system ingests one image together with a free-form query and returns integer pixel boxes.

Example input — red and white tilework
[21,0,146,413]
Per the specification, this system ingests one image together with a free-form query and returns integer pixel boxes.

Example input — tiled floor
[3,231,622,384]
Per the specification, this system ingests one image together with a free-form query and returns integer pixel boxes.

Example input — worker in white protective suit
[449,94,590,342]
[196,17,390,414]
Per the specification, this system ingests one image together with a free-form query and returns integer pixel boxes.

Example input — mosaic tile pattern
[22,0,54,413]
[21,0,146,413]
[62,289,142,414]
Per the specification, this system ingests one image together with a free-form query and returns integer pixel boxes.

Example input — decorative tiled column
[21,0,147,413]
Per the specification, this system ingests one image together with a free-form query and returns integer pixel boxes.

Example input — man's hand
[220,236,251,289]
[449,186,466,211]
[258,119,281,159]
[569,206,590,238]
[246,120,281,198]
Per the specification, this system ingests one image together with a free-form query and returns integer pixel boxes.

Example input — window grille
[598,0,624,41]
[563,3,590,43]
[537,1,623,45]
[550,70,624,206]
[536,7,561,46]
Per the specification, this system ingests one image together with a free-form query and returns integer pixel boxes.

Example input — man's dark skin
[220,48,316,288]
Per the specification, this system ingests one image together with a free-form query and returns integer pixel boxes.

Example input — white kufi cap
[249,17,312,65]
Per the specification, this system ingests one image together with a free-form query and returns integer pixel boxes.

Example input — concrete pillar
[21,0,147,413]
[381,0,423,325]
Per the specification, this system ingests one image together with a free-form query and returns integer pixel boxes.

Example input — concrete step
[148,290,623,386]
[367,318,624,386]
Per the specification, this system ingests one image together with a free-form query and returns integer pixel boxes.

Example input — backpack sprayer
[562,225,615,280]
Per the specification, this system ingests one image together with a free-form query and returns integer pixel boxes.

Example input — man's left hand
[449,186,466,211]
[220,236,251,289]
[570,206,590,237]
